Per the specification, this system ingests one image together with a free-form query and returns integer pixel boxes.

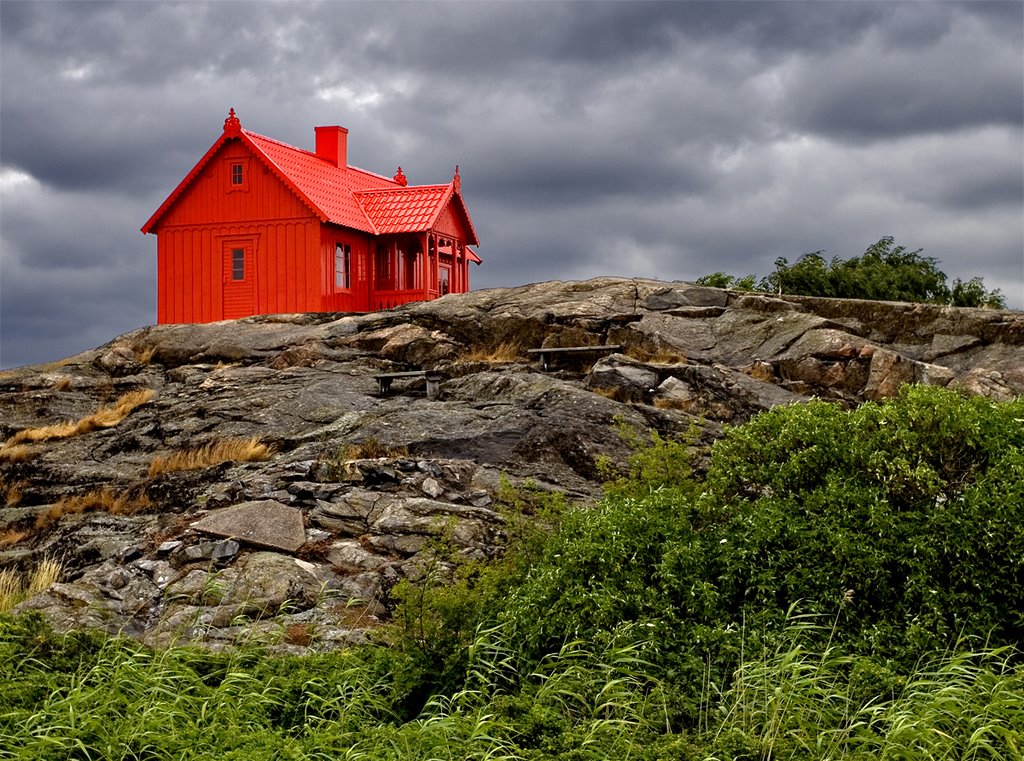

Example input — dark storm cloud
[788,18,1024,141]
[2,0,1022,369]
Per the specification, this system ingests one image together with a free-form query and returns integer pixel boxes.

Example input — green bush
[501,385,1024,706]
[385,480,567,712]
[705,385,1024,656]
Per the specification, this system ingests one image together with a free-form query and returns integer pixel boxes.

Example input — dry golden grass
[0,445,34,463]
[339,436,409,460]
[51,376,73,391]
[624,345,687,364]
[330,601,380,629]
[29,558,62,595]
[0,528,30,549]
[4,388,155,447]
[4,479,26,508]
[0,558,62,613]
[463,340,525,363]
[0,570,21,613]
[36,357,76,373]
[148,436,274,478]
[283,623,315,647]
[34,488,153,531]
[134,346,157,365]
[591,386,625,401]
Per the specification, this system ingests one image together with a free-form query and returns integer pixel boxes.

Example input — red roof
[143,115,478,245]
[245,131,395,233]
[353,185,446,232]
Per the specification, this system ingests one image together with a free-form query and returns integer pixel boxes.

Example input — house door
[223,241,255,319]
[439,265,450,295]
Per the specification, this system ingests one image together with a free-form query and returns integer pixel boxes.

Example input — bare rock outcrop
[2,277,1020,651]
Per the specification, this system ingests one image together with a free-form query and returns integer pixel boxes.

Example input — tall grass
[148,436,273,477]
[2,388,155,448]
[703,620,1024,760]
[0,613,1019,759]
[0,559,61,613]
[34,487,153,531]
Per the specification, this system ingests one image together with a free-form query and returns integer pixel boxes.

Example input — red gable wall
[155,139,328,322]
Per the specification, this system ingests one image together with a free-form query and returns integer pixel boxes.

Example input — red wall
[318,225,373,312]
[155,141,324,323]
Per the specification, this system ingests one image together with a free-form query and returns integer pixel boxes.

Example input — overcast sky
[2,0,1022,369]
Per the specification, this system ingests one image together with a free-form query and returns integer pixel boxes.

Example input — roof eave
[141,133,231,233]
[449,187,480,246]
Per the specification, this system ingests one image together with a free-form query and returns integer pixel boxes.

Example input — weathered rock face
[2,277,1021,651]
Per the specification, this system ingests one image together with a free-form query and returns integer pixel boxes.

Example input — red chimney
[315,126,348,168]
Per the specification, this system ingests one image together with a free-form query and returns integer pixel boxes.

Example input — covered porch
[369,232,475,310]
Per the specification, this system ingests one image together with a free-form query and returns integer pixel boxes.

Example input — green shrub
[501,385,1024,719]
[386,481,567,713]
[705,385,1024,656]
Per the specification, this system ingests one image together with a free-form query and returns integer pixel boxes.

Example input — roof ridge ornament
[453,165,461,193]
[223,108,241,136]
[393,166,408,186]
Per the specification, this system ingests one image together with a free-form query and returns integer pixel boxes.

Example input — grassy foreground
[2,385,1022,759]
[1,615,1019,759]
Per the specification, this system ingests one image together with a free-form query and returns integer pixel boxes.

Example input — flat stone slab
[191,500,305,553]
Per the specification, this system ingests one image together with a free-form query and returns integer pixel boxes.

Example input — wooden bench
[527,345,624,371]
[374,370,443,399]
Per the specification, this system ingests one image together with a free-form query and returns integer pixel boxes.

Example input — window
[335,243,351,289]
[231,248,245,280]
[226,159,249,191]
[403,243,419,290]
[375,243,394,290]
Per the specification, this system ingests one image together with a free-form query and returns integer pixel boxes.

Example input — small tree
[950,276,1006,309]
[702,236,1006,308]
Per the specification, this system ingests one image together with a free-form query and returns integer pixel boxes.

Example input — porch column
[422,233,429,299]
[456,243,464,293]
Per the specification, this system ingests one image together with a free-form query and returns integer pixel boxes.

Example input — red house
[142,109,480,323]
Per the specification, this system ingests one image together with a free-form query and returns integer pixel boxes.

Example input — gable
[355,186,479,244]
[148,139,315,229]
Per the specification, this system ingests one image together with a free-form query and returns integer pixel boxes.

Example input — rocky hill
[2,277,1021,652]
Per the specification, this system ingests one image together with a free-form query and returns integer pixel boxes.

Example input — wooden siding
[155,139,325,323]
[432,202,467,240]
[157,220,322,322]
[319,225,373,312]
[159,141,313,228]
